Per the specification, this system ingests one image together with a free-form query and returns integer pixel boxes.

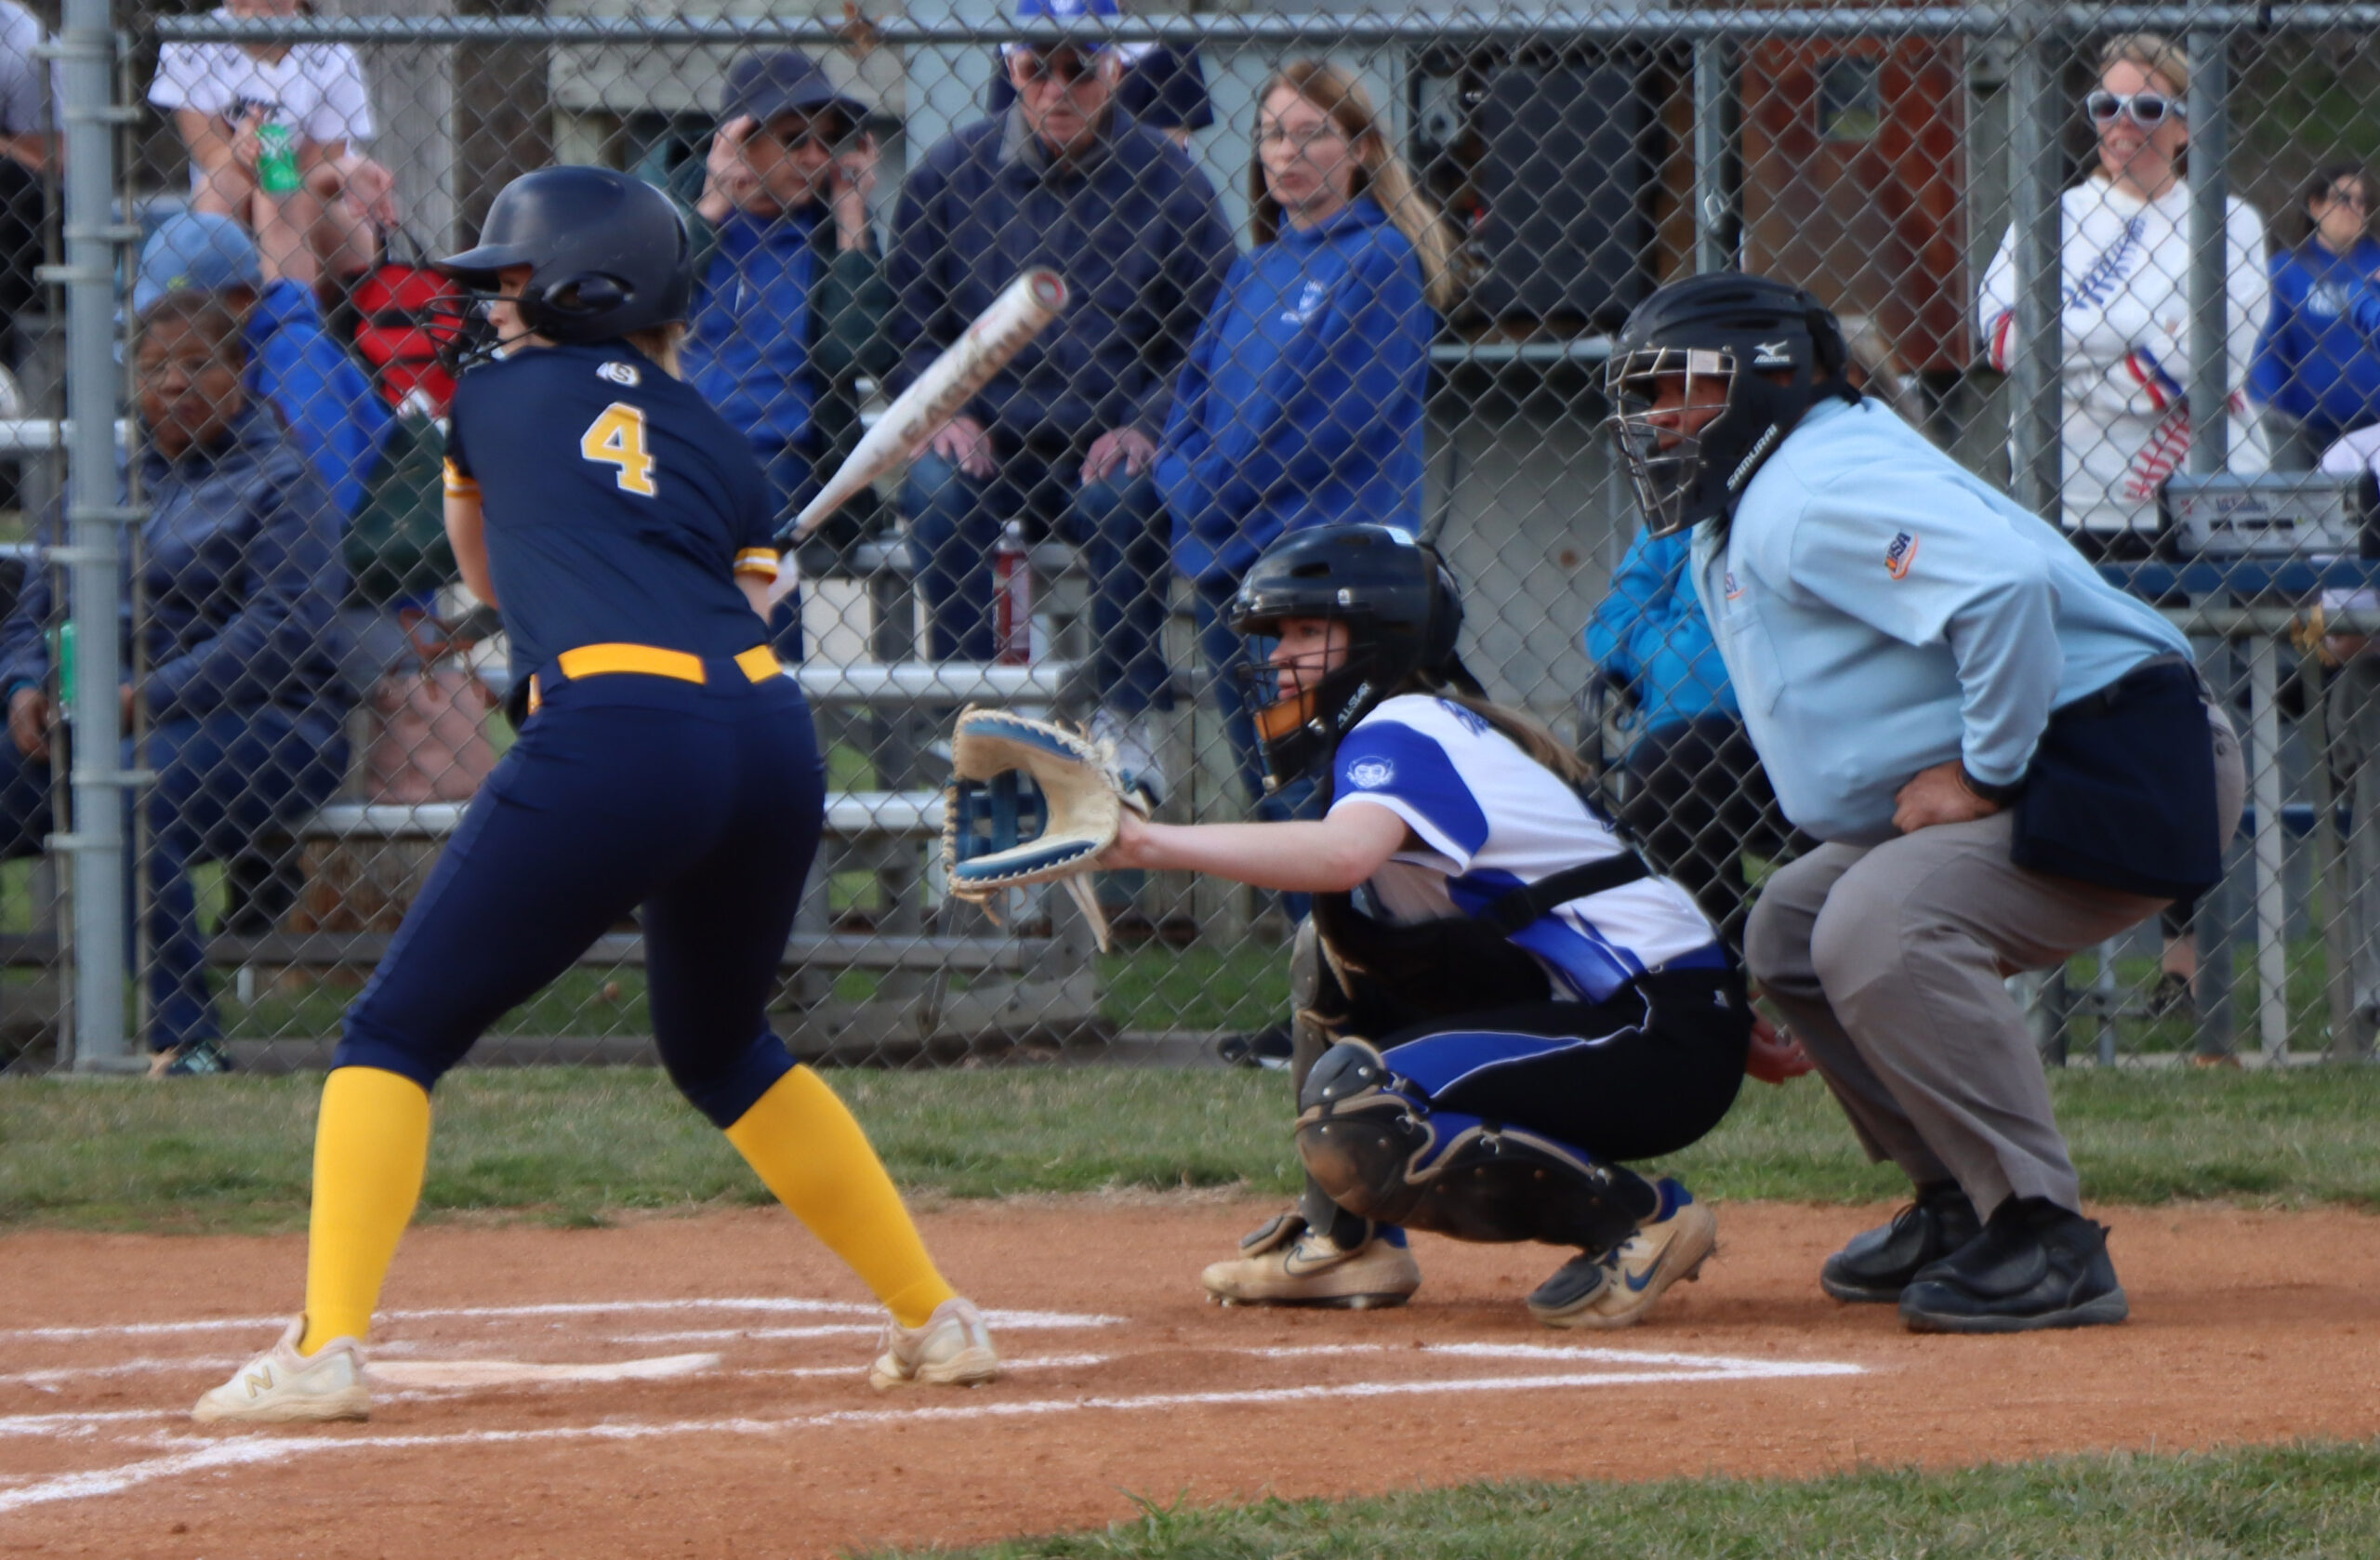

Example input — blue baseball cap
[134,212,262,315]
[721,49,867,127]
[1006,0,1118,56]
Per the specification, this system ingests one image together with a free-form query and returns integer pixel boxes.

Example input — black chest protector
[1311,851,1652,1031]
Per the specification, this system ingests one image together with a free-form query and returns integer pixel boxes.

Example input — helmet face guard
[1236,640,1394,796]
[1606,343,1812,537]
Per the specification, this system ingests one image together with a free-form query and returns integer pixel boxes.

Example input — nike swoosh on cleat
[1623,1252,1666,1293]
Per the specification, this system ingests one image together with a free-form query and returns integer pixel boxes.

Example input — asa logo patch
[599,360,642,387]
[1885,530,1920,579]
[1345,758,1395,789]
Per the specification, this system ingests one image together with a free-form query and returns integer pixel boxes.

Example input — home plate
[370,1352,721,1388]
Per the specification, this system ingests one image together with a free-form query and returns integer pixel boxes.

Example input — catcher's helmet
[436,165,693,347]
[1606,271,1855,536]
[1228,524,1475,793]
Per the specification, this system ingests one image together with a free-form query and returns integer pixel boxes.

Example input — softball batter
[1107,523,1751,1326]
[193,166,995,1425]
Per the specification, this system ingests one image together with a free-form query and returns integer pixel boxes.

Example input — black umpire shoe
[1818,1180,1979,1303]
[1897,1196,2128,1334]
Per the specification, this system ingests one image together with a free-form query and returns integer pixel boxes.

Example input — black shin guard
[1294,1040,1656,1249]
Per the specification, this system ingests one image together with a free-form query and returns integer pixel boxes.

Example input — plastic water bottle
[258,121,302,194]
[992,521,1032,666]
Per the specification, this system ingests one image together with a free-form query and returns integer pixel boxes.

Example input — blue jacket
[1691,397,2188,844]
[1582,526,1738,736]
[248,278,392,520]
[683,208,820,452]
[1161,198,1432,587]
[2249,237,2380,441]
[887,107,1235,443]
[0,407,350,721]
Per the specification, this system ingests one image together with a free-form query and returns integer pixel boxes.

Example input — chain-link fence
[3,1,2378,1074]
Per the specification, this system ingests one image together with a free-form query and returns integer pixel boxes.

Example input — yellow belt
[529,642,781,713]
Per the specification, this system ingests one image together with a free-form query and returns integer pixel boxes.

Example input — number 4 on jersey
[581,403,656,496]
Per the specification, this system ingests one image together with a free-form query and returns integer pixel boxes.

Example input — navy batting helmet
[1606,271,1856,536]
[437,165,693,346]
[1228,524,1475,792]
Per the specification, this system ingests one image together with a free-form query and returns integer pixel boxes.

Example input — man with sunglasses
[1978,31,2270,555]
[887,0,1234,800]
[665,50,894,650]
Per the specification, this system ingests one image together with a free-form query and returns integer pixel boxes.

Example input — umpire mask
[1606,271,1856,536]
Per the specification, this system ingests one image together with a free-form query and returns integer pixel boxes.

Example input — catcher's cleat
[192,1315,369,1425]
[1532,1179,1714,1330]
[1200,1211,1421,1309]
[868,1296,1000,1390]
[1820,1179,1980,1303]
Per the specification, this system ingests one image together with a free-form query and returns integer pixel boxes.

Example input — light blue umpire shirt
[1688,395,2190,846]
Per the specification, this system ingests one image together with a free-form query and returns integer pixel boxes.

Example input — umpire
[1604,272,2244,1333]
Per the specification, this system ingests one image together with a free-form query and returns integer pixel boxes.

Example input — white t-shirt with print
[149,12,374,162]
[1325,693,1720,1005]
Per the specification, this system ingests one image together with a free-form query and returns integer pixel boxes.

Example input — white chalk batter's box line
[0,1300,1865,1517]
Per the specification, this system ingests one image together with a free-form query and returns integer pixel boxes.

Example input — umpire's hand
[1893,759,2002,835]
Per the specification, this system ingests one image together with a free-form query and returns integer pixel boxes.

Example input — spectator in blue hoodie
[670,50,894,656]
[133,210,391,520]
[2251,165,2380,463]
[0,295,350,1073]
[887,0,1235,801]
[1160,59,1452,813]
[1581,525,1791,944]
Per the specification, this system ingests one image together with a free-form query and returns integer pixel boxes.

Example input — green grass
[7,1062,2380,1234]
[861,1441,2380,1559]
[198,940,1294,1042]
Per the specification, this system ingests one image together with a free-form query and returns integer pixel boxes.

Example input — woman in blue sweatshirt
[2251,165,2380,459]
[1159,59,1453,812]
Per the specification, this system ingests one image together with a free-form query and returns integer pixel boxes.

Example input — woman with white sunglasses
[1977,30,2271,557]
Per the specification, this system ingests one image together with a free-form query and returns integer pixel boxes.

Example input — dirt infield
[4,1197,2379,1558]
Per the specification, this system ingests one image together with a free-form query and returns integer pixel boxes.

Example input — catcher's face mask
[1241,615,1383,793]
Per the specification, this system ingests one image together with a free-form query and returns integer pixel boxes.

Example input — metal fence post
[2185,28,2229,475]
[1692,37,1732,274]
[49,0,133,1071]
[2006,0,2063,519]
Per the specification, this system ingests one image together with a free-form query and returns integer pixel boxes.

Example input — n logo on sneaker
[243,1367,276,1398]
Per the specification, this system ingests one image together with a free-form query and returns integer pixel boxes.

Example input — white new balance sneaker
[192,1315,370,1424]
[1531,1180,1717,1330]
[868,1296,999,1390]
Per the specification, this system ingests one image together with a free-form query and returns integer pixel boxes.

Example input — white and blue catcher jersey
[1326,694,1722,1004]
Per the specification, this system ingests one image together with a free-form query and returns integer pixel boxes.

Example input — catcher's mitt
[941,706,1150,951]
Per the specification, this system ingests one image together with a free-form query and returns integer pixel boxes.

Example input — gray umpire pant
[1745,707,2245,1219]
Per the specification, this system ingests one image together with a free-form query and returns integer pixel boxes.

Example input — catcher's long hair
[1390,672,1594,790]
[1250,59,1460,312]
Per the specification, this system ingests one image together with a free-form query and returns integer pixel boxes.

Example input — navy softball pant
[1376,966,1752,1163]
[334,666,824,1128]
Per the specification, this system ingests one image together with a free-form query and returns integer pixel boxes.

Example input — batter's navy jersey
[443,340,783,682]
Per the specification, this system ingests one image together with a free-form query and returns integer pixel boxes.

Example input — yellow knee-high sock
[724,1066,955,1329]
[299,1066,432,1355]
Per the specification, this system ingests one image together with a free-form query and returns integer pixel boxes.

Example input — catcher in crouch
[1107,523,1751,1327]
